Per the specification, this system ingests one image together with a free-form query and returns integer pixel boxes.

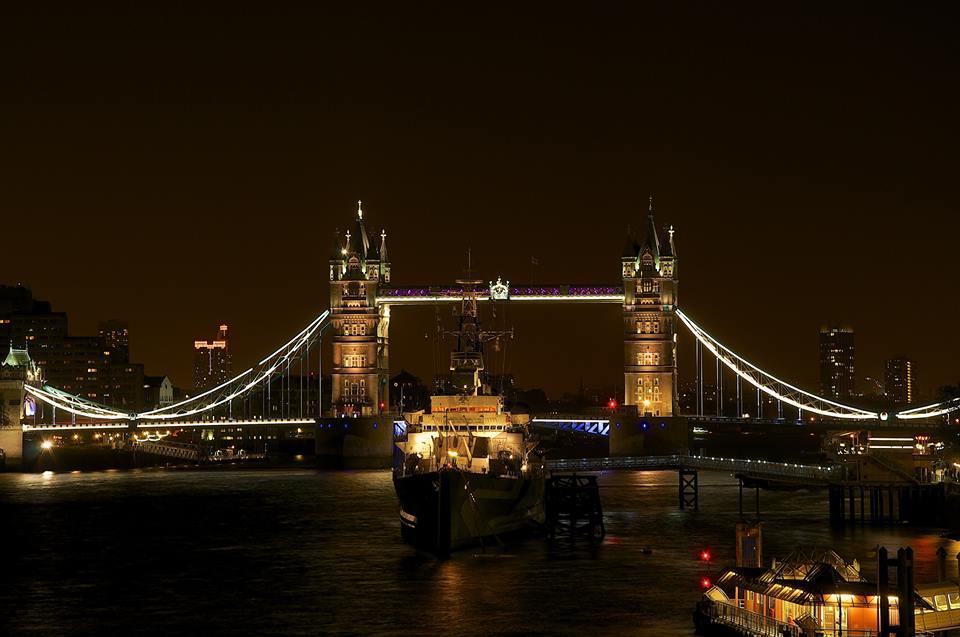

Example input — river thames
[0,468,955,636]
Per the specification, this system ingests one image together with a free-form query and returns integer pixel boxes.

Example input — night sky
[2,5,957,399]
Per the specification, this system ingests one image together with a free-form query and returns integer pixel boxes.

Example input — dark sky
[1,4,958,399]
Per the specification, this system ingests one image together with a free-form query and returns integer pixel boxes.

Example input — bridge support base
[679,469,698,510]
[0,425,23,471]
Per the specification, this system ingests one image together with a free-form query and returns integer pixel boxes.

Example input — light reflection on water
[0,468,956,636]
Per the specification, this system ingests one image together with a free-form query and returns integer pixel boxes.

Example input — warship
[392,280,545,555]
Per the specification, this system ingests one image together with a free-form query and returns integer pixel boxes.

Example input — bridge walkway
[546,454,838,484]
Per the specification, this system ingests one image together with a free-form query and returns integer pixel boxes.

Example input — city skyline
[2,5,957,398]
[4,7,960,637]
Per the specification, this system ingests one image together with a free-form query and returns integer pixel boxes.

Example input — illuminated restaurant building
[697,545,960,636]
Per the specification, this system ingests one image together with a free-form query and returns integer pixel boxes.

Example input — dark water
[0,469,956,636]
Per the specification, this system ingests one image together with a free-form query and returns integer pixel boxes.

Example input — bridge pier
[0,351,34,471]
[679,469,698,510]
[0,424,23,470]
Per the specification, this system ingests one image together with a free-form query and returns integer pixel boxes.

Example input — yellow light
[643,399,651,407]
[447,450,458,458]
[41,440,53,450]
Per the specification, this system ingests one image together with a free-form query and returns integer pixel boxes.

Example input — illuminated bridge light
[27,310,332,423]
[676,309,878,421]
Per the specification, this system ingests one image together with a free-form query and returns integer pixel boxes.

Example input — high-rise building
[98,319,130,363]
[193,324,232,390]
[622,198,678,417]
[819,326,855,399]
[328,201,391,416]
[884,357,914,404]
[0,285,145,409]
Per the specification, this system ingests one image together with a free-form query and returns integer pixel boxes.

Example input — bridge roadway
[546,454,839,484]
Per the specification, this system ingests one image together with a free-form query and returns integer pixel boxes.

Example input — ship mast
[443,278,512,396]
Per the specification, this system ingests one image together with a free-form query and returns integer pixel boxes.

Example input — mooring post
[738,479,743,517]
[878,546,890,635]
[860,486,866,524]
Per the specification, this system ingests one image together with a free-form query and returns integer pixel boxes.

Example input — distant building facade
[143,375,174,409]
[884,357,914,404]
[193,324,232,390]
[0,285,145,410]
[98,319,130,362]
[819,326,855,399]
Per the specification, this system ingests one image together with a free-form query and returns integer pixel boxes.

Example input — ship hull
[393,469,545,555]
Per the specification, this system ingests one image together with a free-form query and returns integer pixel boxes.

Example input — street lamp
[393,381,405,417]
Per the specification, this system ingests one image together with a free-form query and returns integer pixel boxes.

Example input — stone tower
[328,201,391,416]
[622,198,678,416]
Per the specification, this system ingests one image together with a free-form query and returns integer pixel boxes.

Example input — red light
[700,550,712,561]
[701,577,712,589]
[378,401,385,410]
[607,399,618,410]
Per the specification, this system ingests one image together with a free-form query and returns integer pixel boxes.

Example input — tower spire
[357,199,363,219]
[649,194,654,213]
[379,229,389,262]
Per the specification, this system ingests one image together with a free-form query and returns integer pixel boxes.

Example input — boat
[392,279,545,556]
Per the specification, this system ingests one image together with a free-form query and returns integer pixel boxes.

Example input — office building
[194,324,232,390]
[819,326,855,399]
[885,357,914,404]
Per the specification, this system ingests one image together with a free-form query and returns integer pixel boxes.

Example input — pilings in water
[829,483,946,526]
[545,474,606,541]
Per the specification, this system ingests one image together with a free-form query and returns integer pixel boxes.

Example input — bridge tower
[328,201,391,417]
[0,345,41,469]
[621,198,678,417]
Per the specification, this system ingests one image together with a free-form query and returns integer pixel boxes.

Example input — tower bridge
[1,199,958,470]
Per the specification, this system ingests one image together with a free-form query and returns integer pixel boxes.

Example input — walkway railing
[547,454,839,483]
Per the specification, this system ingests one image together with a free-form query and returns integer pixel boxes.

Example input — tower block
[622,200,678,417]
[328,201,391,417]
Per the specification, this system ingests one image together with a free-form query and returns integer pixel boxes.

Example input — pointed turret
[349,200,371,258]
[661,225,674,258]
[636,195,661,262]
[379,229,389,263]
